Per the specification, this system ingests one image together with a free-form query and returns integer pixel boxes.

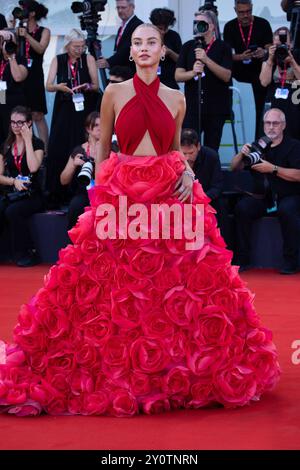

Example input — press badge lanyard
[69,59,79,89]
[13,143,25,173]
[238,20,254,50]
[205,37,215,54]
[25,26,39,67]
[278,65,287,89]
[275,65,289,99]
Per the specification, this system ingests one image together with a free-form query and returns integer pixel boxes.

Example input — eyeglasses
[10,120,26,127]
[264,121,283,127]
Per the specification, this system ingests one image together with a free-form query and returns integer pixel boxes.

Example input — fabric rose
[102,336,130,379]
[187,341,225,376]
[194,306,235,346]
[112,288,150,329]
[142,311,175,339]
[130,337,169,374]
[164,286,203,326]
[59,245,82,266]
[214,365,258,407]
[83,391,109,415]
[141,394,170,414]
[187,380,215,408]
[80,238,105,264]
[130,372,151,396]
[124,249,164,280]
[111,389,138,417]
[68,208,95,244]
[110,156,178,202]
[162,367,191,396]
[75,275,101,306]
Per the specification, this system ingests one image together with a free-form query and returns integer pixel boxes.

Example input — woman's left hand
[20,123,33,141]
[173,172,194,203]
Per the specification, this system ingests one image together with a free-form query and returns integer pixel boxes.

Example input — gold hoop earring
[129,55,134,62]
[161,56,166,61]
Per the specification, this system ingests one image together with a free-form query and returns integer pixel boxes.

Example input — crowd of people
[0,0,300,274]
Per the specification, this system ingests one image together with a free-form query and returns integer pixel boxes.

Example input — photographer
[0,31,28,147]
[175,10,232,151]
[16,1,50,148]
[60,111,100,230]
[0,106,44,267]
[260,27,300,140]
[149,8,182,89]
[232,108,300,274]
[223,0,273,139]
[46,28,99,207]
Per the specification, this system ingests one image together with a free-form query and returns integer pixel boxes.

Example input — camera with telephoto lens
[71,1,107,31]
[274,30,289,68]
[12,0,30,23]
[193,20,209,48]
[78,154,95,186]
[199,0,218,14]
[242,135,273,167]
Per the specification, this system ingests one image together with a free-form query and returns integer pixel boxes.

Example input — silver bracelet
[183,170,195,181]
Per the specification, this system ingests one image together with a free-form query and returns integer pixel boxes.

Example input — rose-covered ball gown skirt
[0,151,280,416]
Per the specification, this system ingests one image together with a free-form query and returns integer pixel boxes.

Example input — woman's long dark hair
[2,106,33,157]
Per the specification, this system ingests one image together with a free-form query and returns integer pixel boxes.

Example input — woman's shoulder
[160,83,184,101]
[104,79,134,98]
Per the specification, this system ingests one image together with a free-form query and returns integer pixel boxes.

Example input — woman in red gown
[0,24,280,416]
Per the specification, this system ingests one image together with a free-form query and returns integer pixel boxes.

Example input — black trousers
[67,192,90,230]
[183,112,227,151]
[210,197,233,250]
[0,193,44,260]
[234,194,300,265]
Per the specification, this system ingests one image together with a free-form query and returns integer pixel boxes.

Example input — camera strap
[238,20,254,50]
[13,143,25,173]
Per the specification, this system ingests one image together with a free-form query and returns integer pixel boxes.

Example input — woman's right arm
[96,86,115,176]
[0,154,15,187]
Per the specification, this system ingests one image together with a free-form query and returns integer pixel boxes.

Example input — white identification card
[27,59,33,68]
[0,80,7,91]
[157,66,161,76]
[275,88,289,99]
[243,59,252,64]
[72,93,85,112]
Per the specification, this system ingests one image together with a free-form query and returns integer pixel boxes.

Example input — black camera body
[4,39,18,55]
[71,0,107,31]
[12,0,31,24]
[243,135,273,167]
[275,31,289,68]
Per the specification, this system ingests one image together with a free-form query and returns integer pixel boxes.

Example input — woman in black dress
[149,8,182,89]
[17,1,50,149]
[0,106,44,266]
[0,34,28,146]
[46,29,99,206]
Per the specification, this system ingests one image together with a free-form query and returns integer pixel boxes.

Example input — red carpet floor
[0,265,299,450]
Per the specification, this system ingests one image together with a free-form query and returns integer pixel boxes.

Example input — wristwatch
[272,165,278,175]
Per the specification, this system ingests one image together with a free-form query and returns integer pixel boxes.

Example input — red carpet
[0,265,299,450]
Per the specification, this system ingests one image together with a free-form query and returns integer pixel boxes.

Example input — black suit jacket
[193,146,223,200]
[107,15,143,69]
[0,14,7,30]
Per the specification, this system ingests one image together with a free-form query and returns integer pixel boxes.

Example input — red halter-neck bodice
[114,74,176,156]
